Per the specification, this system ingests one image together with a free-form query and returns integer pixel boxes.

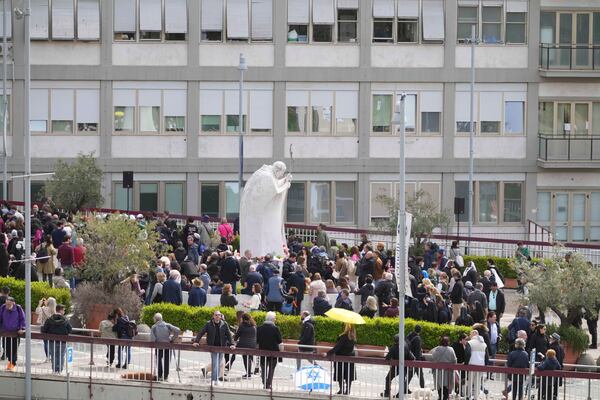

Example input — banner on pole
[395,212,413,297]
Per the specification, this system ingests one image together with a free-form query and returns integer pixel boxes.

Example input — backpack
[125,321,138,338]
[37,245,49,261]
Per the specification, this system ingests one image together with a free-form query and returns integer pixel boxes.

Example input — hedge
[141,304,470,349]
[463,255,518,279]
[0,277,71,313]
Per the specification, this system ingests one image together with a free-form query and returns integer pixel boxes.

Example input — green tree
[376,189,452,254]
[45,152,103,213]
[78,214,159,293]
[521,251,600,328]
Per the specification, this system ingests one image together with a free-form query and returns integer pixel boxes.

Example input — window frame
[114,0,188,43]
[372,0,444,45]
[457,1,529,45]
[455,180,523,225]
[30,0,101,42]
[287,0,359,45]
[369,180,441,225]
[371,91,443,137]
[538,100,599,137]
[200,0,274,43]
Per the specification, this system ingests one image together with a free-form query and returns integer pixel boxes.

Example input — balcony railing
[538,134,600,162]
[539,43,600,70]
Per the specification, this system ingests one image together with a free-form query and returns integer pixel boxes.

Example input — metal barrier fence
[2,332,600,400]
[539,43,600,70]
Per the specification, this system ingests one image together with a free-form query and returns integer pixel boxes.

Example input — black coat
[195,320,233,347]
[41,314,72,337]
[462,267,479,286]
[256,322,282,351]
[450,281,464,304]
[452,341,467,364]
[161,279,182,305]
[298,319,316,351]
[220,257,240,283]
[286,271,306,302]
[242,272,263,295]
[234,322,257,349]
[313,297,332,316]
[0,244,8,277]
[406,332,423,360]
[488,290,506,316]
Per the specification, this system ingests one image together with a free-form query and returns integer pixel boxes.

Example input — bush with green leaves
[463,255,518,279]
[141,304,470,349]
[0,277,71,313]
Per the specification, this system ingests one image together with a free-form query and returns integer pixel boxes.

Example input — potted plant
[72,214,160,329]
[520,251,593,363]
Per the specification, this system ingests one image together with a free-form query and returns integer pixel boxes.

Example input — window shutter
[31,89,48,121]
[138,90,162,106]
[251,0,272,40]
[336,91,358,119]
[201,0,224,31]
[311,91,333,107]
[482,0,503,6]
[113,89,136,107]
[225,90,248,115]
[76,89,99,124]
[51,0,74,39]
[140,0,162,32]
[51,89,75,121]
[397,0,419,18]
[165,0,188,33]
[250,91,272,130]
[455,91,478,121]
[337,0,358,10]
[313,0,334,24]
[286,90,309,106]
[227,0,250,39]
[31,0,49,39]
[114,0,136,32]
[288,0,309,24]
[506,0,527,12]
[77,0,100,40]
[457,0,479,6]
[0,0,12,39]
[373,0,394,18]
[200,90,223,115]
[422,0,445,41]
[479,92,503,121]
[164,90,187,116]
[420,91,443,112]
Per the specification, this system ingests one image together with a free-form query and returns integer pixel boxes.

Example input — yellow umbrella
[324,308,366,325]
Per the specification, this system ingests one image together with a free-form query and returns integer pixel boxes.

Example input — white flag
[395,212,413,297]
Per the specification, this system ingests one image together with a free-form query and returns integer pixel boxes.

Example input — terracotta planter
[85,304,114,330]
[562,342,582,371]
[503,278,518,289]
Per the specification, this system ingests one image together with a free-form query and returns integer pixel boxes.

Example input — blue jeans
[118,345,131,366]
[210,352,223,382]
[488,343,498,364]
[49,341,66,373]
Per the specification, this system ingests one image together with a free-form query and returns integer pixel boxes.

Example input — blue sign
[66,346,73,368]
[294,365,331,392]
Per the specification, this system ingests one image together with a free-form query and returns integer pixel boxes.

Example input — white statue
[240,161,291,258]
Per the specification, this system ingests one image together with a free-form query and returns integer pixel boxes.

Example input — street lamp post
[238,54,247,208]
[467,25,476,254]
[391,94,407,398]
[2,0,8,201]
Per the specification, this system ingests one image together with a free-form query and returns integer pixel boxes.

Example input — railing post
[88,342,94,400]
[591,137,594,161]
[149,346,154,400]
[545,136,548,160]
[568,135,571,160]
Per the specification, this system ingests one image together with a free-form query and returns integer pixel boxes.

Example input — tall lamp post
[467,25,477,254]
[238,54,247,209]
[1,0,8,200]
[391,93,407,398]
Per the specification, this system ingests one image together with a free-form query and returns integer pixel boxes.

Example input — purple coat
[0,304,26,332]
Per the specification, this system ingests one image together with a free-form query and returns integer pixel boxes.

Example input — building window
[139,182,159,211]
[29,0,100,41]
[225,182,240,220]
[288,0,358,44]
[538,101,600,136]
[114,183,134,211]
[200,86,273,135]
[165,182,184,213]
[201,183,220,217]
[286,88,358,136]
[286,182,306,223]
[373,0,444,43]
[113,86,187,134]
[538,191,600,242]
[30,87,100,135]
[456,180,522,224]
[335,181,355,224]
[201,0,273,43]
[372,91,443,136]
[0,94,10,133]
[457,1,528,44]
[310,182,331,223]
[455,89,526,136]
[370,181,441,224]
[114,0,187,42]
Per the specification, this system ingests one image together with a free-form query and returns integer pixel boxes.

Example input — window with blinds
[288,0,358,43]
[114,0,188,42]
[201,0,273,42]
[373,0,445,43]
[29,0,100,41]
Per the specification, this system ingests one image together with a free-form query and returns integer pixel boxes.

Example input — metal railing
[540,43,600,71]
[538,134,600,162]
[2,332,600,400]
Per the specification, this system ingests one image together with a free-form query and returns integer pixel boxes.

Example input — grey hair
[265,311,276,322]
[249,264,257,272]
[475,282,483,290]
[154,313,163,322]
[515,338,526,349]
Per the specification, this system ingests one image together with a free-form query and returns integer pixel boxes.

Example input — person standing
[161,270,183,305]
[188,278,207,307]
[450,272,464,323]
[193,310,233,386]
[112,308,134,369]
[297,311,316,370]
[287,266,306,315]
[234,313,257,378]
[239,250,253,287]
[219,251,241,293]
[56,236,75,288]
[256,312,282,390]
[548,333,564,368]
[35,235,56,286]
[406,325,426,390]
[487,311,500,379]
[150,313,180,381]
[265,269,285,312]
[451,333,469,397]
[218,218,234,244]
[527,324,549,362]
[515,242,530,262]
[316,224,330,254]
[430,337,457,400]
[537,349,562,400]
[487,282,505,320]
[505,338,529,400]
[467,330,488,399]
[99,311,117,367]
[326,323,357,395]
[40,304,72,373]
[381,334,414,398]
[0,297,26,370]
[35,297,57,362]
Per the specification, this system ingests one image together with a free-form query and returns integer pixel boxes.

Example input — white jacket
[468,335,487,366]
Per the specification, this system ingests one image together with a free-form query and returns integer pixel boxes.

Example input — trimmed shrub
[463,255,518,279]
[141,304,470,349]
[0,277,71,313]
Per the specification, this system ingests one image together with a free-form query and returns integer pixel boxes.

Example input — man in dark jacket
[161,270,182,305]
[219,251,241,293]
[548,333,564,367]
[282,253,297,282]
[242,265,263,295]
[375,273,396,315]
[239,250,253,286]
[450,272,464,322]
[297,311,315,370]
[257,255,275,284]
[334,289,353,311]
[186,236,200,266]
[406,325,425,389]
[381,334,415,397]
[462,261,479,286]
[505,338,529,400]
[287,266,306,315]
[173,241,187,264]
[452,333,470,396]
[256,312,282,389]
[487,281,506,320]
[193,310,233,385]
[313,291,332,316]
[358,252,375,287]
[467,283,488,313]
[41,304,72,373]
[182,218,198,249]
